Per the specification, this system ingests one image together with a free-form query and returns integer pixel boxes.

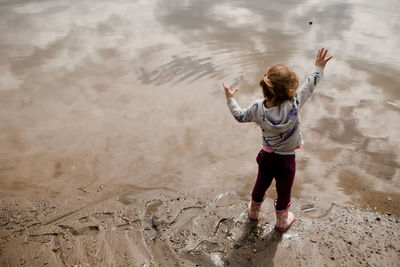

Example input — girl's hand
[315,48,333,70]
[223,82,239,100]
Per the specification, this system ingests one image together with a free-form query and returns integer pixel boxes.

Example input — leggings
[251,149,296,211]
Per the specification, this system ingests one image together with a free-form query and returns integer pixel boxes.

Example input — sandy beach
[1,188,399,266]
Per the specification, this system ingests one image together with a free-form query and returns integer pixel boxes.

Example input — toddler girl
[223,48,332,232]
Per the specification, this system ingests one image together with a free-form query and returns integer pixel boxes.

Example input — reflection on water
[0,0,399,215]
[138,55,220,85]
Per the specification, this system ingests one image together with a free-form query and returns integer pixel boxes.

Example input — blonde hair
[259,64,299,105]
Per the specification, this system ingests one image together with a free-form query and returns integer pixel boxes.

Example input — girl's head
[259,64,298,105]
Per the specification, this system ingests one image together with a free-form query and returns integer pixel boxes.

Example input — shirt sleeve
[227,98,259,123]
[296,67,323,109]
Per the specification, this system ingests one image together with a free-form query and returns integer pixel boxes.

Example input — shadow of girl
[223,220,282,267]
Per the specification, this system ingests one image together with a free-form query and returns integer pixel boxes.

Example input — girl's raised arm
[296,48,332,109]
[223,83,258,123]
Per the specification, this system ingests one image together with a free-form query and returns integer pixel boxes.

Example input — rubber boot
[248,199,263,220]
[275,202,295,232]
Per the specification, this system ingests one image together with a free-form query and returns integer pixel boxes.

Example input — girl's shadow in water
[224,220,282,267]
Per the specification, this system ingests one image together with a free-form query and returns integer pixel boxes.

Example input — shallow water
[0,0,399,216]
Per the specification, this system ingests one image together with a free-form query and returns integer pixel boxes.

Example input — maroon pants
[251,149,296,211]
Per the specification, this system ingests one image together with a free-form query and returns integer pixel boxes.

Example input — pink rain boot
[248,199,263,220]
[275,202,295,232]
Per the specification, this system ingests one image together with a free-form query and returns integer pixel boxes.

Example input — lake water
[0,0,399,216]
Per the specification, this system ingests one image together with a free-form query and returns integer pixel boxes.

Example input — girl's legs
[274,155,296,211]
[251,167,274,203]
[248,150,296,223]
[248,150,273,220]
[274,154,296,232]
[251,151,274,203]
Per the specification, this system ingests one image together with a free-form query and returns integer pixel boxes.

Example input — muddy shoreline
[1,188,399,266]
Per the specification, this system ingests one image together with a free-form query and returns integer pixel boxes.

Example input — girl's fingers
[222,83,230,90]
[325,56,333,62]
[323,49,328,58]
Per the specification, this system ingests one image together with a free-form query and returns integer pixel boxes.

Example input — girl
[223,48,332,232]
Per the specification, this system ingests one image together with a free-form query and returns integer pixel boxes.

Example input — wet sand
[1,188,399,266]
[1,0,400,265]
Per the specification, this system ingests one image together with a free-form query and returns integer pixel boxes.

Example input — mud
[1,188,399,266]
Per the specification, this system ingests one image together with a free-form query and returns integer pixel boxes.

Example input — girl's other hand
[315,48,333,70]
[223,82,239,100]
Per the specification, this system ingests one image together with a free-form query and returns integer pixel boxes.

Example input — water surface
[0,0,399,215]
